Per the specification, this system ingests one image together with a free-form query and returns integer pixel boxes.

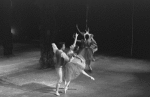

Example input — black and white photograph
[0,0,150,97]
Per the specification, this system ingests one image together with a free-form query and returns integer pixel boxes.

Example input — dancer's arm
[81,70,95,80]
[91,37,97,45]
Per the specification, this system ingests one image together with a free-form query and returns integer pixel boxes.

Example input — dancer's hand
[90,76,95,80]
[75,33,79,37]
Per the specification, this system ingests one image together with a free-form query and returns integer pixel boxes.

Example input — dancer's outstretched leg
[81,70,95,80]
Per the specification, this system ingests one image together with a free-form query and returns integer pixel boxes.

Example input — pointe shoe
[55,92,60,96]
[64,87,68,94]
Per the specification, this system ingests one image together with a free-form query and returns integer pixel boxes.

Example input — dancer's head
[89,34,94,38]
[61,44,65,50]
[59,42,65,50]
[85,34,90,40]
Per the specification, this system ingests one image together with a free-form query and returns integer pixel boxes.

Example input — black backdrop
[11,0,150,59]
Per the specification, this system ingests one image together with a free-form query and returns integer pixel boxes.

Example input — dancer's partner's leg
[55,67,63,96]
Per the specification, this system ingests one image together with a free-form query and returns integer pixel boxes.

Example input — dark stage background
[5,0,150,59]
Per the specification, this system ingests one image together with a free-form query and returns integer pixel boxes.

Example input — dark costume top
[83,39,97,49]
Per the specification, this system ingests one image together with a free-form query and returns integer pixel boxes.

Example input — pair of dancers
[52,33,95,96]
